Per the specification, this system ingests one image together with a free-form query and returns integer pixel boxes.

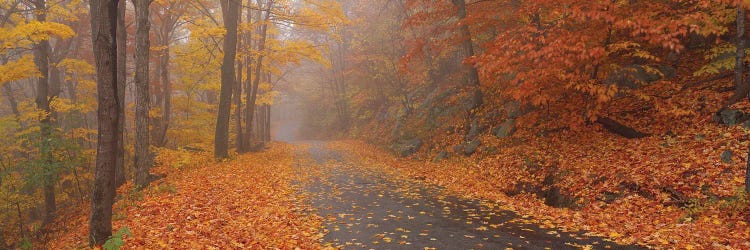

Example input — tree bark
[152,6,178,147]
[88,0,120,246]
[746,144,750,192]
[215,0,240,159]
[115,0,127,188]
[265,104,271,142]
[31,0,56,226]
[245,0,273,149]
[235,27,244,152]
[737,6,746,90]
[737,5,750,194]
[718,5,750,112]
[156,45,171,146]
[243,0,254,150]
[134,0,153,188]
[452,0,482,108]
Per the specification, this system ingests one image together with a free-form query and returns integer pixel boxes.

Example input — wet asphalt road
[297,142,644,250]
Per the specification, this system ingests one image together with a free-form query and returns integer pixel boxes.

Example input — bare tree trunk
[151,51,163,145]
[243,0,254,150]
[736,5,750,193]
[737,6,745,90]
[245,0,273,149]
[334,40,349,130]
[265,72,272,142]
[156,45,171,146]
[746,144,750,193]
[265,105,271,142]
[235,28,244,152]
[115,0,127,187]
[134,0,153,188]
[151,9,174,147]
[88,0,120,246]
[215,0,240,159]
[32,0,56,226]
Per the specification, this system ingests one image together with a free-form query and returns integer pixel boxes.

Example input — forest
[1,0,750,249]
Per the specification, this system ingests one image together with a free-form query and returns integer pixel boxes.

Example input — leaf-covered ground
[44,143,323,249]
[329,139,750,249]
[298,142,640,249]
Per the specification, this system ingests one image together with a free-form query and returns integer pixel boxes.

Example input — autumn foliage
[4,0,750,248]
[44,143,323,249]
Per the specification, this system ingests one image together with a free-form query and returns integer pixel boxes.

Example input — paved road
[298,142,643,250]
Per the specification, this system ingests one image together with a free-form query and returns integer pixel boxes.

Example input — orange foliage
[329,135,750,248]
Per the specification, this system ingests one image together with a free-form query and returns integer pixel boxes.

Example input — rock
[542,175,577,208]
[656,64,677,79]
[463,140,481,156]
[721,150,733,163]
[462,89,483,111]
[694,134,705,141]
[504,101,520,118]
[433,151,450,162]
[606,64,673,89]
[600,191,622,204]
[494,119,516,138]
[483,146,498,155]
[396,139,423,157]
[743,120,750,129]
[466,118,480,141]
[719,109,745,125]
[452,144,464,154]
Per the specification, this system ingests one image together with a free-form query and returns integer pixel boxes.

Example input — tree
[88,0,120,245]
[215,0,240,159]
[241,0,254,151]
[151,0,189,147]
[244,0,273,148]
[451,0,482,118]
[29,0,57,226]
[134,0,153,188]
[115,0,126,188]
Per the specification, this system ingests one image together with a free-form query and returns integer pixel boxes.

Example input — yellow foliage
[0,21,74,53]
[57,58,95,75]
[0,54,38,86]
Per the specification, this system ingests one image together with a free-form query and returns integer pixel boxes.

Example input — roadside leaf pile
[43,143,323,249]
[329,137,750,249]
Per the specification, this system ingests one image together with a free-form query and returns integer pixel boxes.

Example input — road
[296,142,643,250]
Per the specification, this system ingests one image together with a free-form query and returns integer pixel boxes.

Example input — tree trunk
[115,0,127,188]
[265,105,271,142]
[32,0,56,226]
[737,6,746,90]
[737,5,750,194]
[88,0,120,246]
[245,0,273,149]
[235,29,244,152]
[215,0,240,159]
[243,0,254,150]
[156,46,171,146]
[452,0,482,108]
[151,51,163,145]
[134,0,153,188]
[151,10,174,147]
[746,144,750,193]
[2,83,21,122]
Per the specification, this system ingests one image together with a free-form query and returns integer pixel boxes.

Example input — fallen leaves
[329,139,750,249]
[44,143,323,249]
